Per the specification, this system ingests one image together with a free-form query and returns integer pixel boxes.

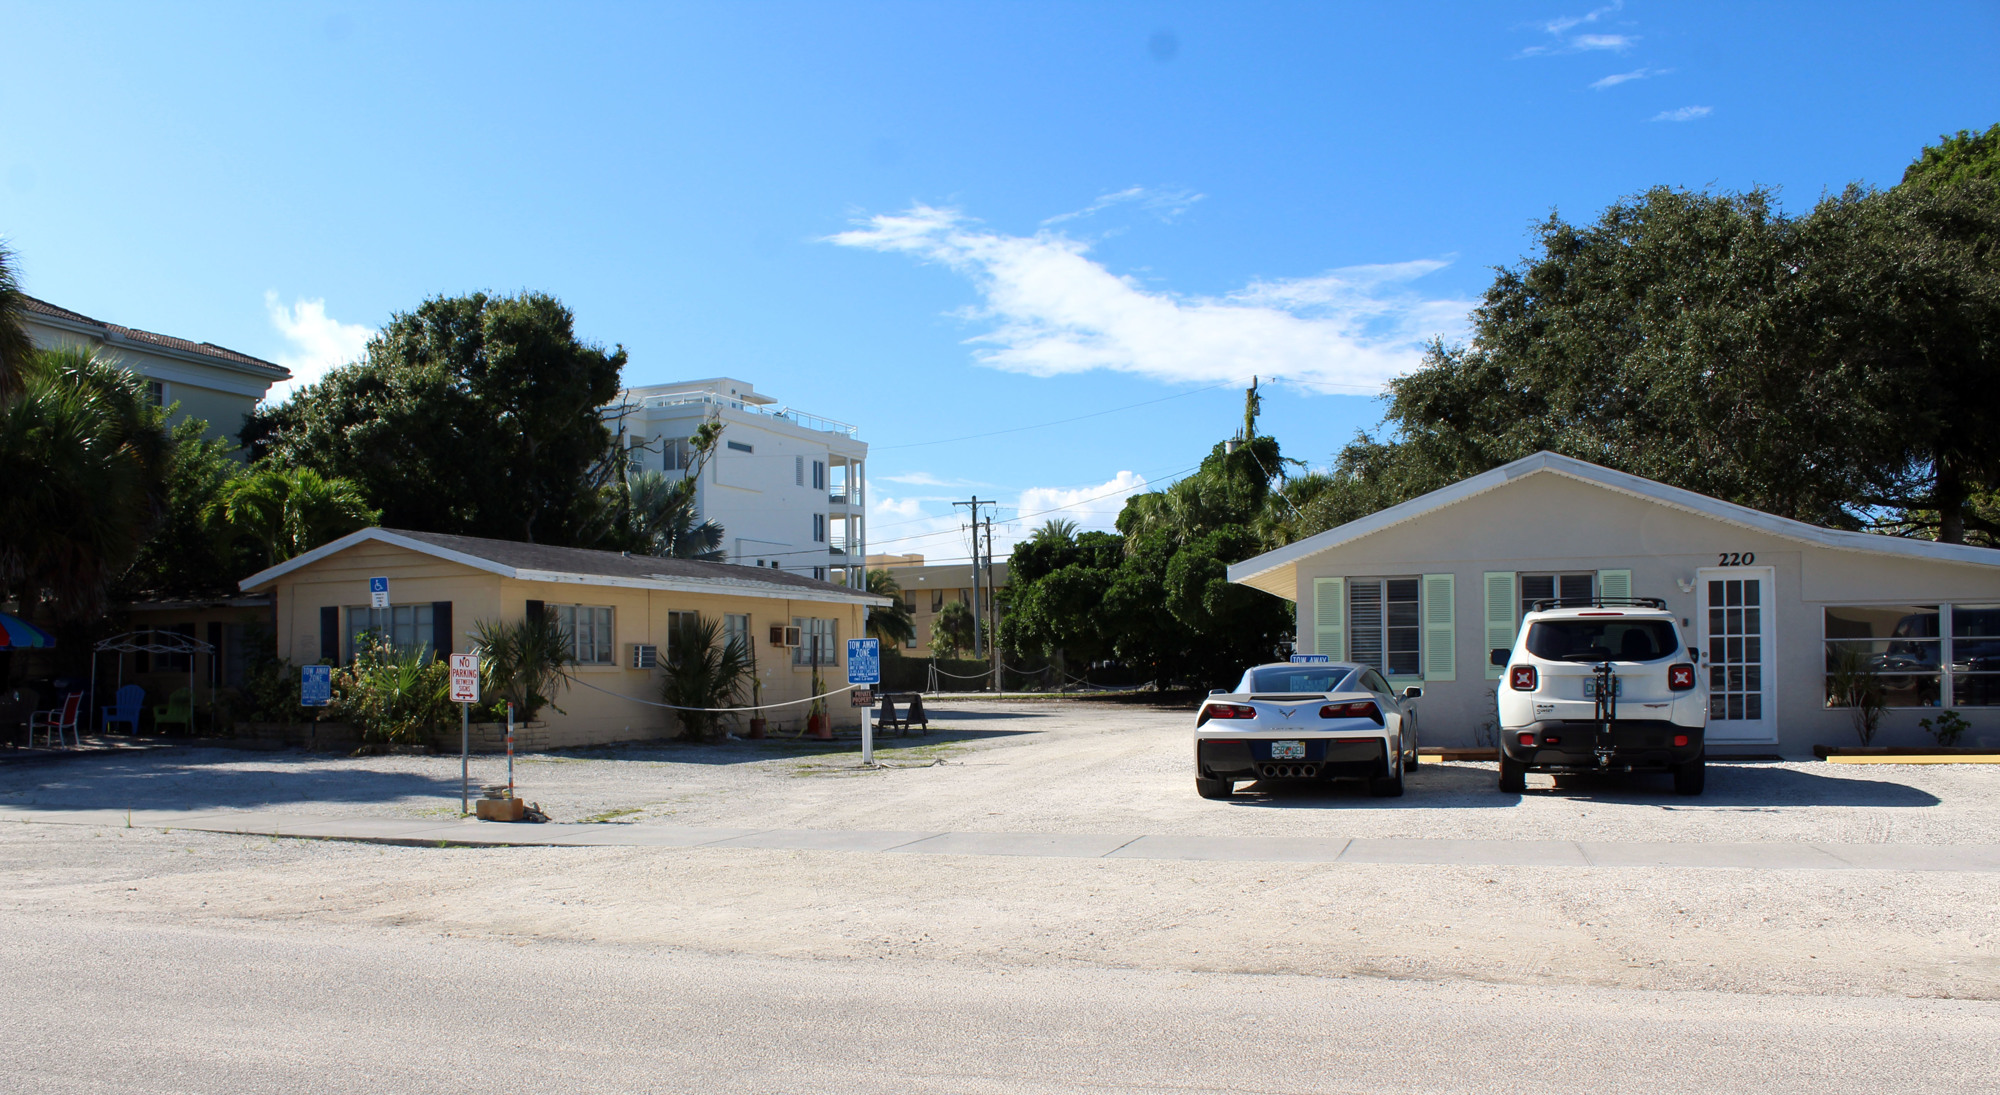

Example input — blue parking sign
[847,638,880,685]
[1289,653,1330,663]
[301,664,332,707]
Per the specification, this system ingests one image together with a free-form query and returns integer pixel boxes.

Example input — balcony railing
[622,389,858,438]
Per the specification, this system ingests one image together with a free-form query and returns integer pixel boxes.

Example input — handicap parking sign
[847,638,880,685]
[301,664,332,707]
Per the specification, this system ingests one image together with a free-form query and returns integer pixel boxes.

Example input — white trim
[239,527,890,608]
[1229,451,2000,598]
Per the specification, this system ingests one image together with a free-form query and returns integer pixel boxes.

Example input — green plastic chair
[152,688,195,735]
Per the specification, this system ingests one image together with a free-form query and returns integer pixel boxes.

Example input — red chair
[28,692,82,749]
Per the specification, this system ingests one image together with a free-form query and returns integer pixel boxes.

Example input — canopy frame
[89,630,217,734]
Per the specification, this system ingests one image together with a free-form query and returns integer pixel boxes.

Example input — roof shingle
[22,295,289,377]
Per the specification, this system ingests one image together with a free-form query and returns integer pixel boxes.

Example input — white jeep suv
[1492,597,1707,795]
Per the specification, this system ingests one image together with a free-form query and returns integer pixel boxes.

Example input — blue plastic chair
[102,684,145,735]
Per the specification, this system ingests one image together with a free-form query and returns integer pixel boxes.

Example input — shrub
[471,613,576,721]
[331,638,456,744]
[1919,710,1971,748]
[1826,646,1888,747]
[659,612,753,741]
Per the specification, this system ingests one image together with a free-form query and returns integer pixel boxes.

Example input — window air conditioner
[770,625,802,648]
[629,643,659,669]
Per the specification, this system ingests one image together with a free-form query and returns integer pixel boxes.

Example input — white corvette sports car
[1193,657,1421,799]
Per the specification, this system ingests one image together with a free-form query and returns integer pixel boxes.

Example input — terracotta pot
[747,718,767,739]
[807,713,831,739]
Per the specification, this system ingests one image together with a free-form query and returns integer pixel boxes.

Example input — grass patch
[580,807,644,824]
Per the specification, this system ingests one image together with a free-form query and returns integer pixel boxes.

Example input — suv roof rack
[1530,596,1668,611]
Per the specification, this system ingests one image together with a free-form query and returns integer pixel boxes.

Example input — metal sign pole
[460,702,469,815]
[506,701,515,799]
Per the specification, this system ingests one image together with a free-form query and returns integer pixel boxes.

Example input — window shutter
[1597,569,1632,604]
[1422,573,1456,681]
[319,606,339,664]
[431,602,452,662]
[525,599,545,622]
[1484,571,1515,679]
[1312,577,1344,659]
[796,456,804,486]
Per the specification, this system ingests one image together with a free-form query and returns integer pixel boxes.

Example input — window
[555,605,615,665]
[727,440,753,453]
[1521,573,1593,615]
[812,513,827,543]
[812,566,827,581]
[1953,605,2000,707]
[145,379,167,408]
[660,437,694,472]
[1244,666,1350,693]
[346,604,434,662]
[812,460,826,491]
[1360,668,1392,695]
[792,617,837,666]
[148,624,196,670]
[930,590,944,613]
[1528,619,1679,662]
[1824,605,1940,708]
[724,613,752,661]
[665,609,696,660]
[1349,578,1421,677]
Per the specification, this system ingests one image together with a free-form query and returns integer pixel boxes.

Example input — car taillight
[1509,664,1537,691]
[1517,732,1536,747]
[1673,734,1690,747]
[1196,704,1256,726]
[1318,701,1384,725]
[1668,663,1696,691]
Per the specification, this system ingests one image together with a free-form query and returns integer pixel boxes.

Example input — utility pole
[953,497,990,663]
[985,516,1001,694]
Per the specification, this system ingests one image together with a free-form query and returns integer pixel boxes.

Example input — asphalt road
[4,912,1993,1095]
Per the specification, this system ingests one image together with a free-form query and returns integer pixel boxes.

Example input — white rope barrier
[566,675,863,713]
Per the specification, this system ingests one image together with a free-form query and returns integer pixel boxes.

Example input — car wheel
[1369,762,1405,798]
[1498,755,1527,793]
[1673,758,1705,796]
[1403,743,1419,773]
[1195,777,1235,800]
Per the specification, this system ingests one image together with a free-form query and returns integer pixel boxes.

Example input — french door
[1698,566,1776,744]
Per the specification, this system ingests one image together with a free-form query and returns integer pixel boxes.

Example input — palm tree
[217,464,378,567]
[627,470,725,560]
[1031,518,1079,545]
[659,611,754,740]
[0,346,170,621]
[864,569,916,648]
[0,241,31,400]
[471,611,577,721]
[930,599,975,659]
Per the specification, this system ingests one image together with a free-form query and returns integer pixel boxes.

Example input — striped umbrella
[0,614,55,650]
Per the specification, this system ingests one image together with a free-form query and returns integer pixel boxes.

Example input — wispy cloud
[262,292,372,404]
[1018,471,1149,532]
[827,204,1469,394]
[1651,105,1713,123]
[1043,186,1204,226]
[1519,1,1636,56]
[879,471,989,488]
[1590,66,1669,89]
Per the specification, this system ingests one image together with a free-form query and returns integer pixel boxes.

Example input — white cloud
[879,471,988,487]
[1518,2,1636,56]
[1572,33,1635,51]
[827,205,1470,394]
[1043,186,1204,226]
[1590,67,1668,89]
[1651,105,1713,123]
[262,292,372,404]
[1542,0,1620,35]
[1017,470,1150,533]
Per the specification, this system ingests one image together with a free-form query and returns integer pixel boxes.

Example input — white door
[1698,567,1776,744]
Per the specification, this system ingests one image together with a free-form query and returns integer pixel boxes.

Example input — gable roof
[1229,451,2000,600]
[239,528,892,607]
[22,296,290,379]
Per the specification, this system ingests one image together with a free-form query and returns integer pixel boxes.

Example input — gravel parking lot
[3,698,1996,846]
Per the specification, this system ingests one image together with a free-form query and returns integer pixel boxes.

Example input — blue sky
[4,2,1996,565]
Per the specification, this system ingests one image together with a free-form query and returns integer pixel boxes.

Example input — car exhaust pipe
[1259,764,1318,778]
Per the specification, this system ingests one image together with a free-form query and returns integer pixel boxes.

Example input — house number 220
[1718,552,1755,566]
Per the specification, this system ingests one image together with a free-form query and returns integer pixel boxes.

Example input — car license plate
[1583,679,1621,698]
[1271,740,1306,760]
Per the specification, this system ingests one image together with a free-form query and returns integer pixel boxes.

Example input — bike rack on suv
[1529,596,1669,611]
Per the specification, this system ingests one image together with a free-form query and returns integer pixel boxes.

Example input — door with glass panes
[1698,567,1776,743]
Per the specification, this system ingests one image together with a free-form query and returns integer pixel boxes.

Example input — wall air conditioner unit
[770,625,802,648]
[629,643,659,670]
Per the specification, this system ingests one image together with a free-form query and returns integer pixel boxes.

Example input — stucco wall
[1287,471,2000,753]
[265,540,872,747]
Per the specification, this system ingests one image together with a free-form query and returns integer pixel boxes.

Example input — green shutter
[1312,577,1345,659]
[1597,569,1632,605]
[1422,573,1455,681]
[1484,571,1516,679]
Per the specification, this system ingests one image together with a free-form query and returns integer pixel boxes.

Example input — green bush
[331,638,457,744]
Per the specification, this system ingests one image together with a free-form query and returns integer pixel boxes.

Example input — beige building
[865,554,1010,653]
[22,295,290,445]
[241,528,890,747]
[1229,451,2000,754]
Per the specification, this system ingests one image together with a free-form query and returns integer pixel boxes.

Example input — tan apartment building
[866,554,1010,653]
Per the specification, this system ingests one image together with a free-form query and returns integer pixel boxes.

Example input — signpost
[300,665,331,707]
[368,576,389,609]
[449,653,479,814]
[848,638,881,765]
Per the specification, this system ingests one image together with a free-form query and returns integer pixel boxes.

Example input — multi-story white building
[614,378,867,586]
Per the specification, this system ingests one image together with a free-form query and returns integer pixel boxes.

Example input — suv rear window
[1526,619,1681,662]
[1243,667,1353,693]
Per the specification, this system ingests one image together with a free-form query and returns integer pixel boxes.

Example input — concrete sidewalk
[6,806,1999,871]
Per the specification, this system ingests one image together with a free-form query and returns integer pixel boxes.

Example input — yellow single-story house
[239,528,891,747]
